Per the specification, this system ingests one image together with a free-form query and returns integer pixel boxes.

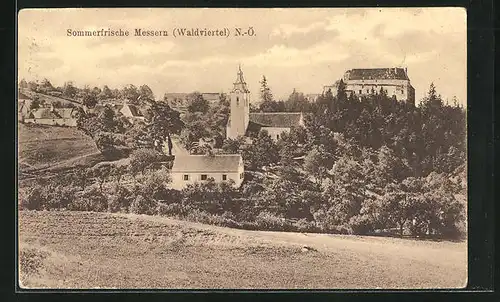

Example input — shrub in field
[293,218,318,233]
[19,247,49,278]
[68,186,107,212]
[185,209,241,228]
[130,195,157,215]
[107,184,132,213]
[348,214,375,235]
[18,185,43,210]
[43,185,78,210]
[255,211,292,231]
[156,202,188,217]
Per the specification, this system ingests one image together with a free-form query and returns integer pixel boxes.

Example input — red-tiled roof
[172,154,242,173]
[249,112,303,128]
[345,68,409,80]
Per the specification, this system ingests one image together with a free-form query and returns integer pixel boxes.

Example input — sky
[18,8,467,105]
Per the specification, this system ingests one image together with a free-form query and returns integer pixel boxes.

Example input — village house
[226,66,305,141]
[119,100,145,123]
[24,103,79,127]
[170,154,244,190]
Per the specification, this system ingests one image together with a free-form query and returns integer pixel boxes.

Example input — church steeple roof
[232,65,250,93]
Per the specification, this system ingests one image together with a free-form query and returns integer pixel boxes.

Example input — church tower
[227,65,250,139]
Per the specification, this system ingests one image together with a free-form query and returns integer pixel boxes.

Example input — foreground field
[18,210,467,289]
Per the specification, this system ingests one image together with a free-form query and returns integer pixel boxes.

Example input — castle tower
[227,65,250,139]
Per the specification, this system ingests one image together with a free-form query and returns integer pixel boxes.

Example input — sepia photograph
[17,7,467,289]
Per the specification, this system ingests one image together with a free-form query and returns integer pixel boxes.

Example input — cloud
[17,8,467,104]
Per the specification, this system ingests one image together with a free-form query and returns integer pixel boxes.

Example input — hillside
[17,123,101,174]
[18,211,467,289]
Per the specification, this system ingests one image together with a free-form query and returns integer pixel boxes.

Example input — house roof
[29,107,77,119]
[172,154,242,173]
[120,103,143,117]
[30,108,61,119]
[201,93,222,102]
[345,68,409,81]
[249,112,303,128]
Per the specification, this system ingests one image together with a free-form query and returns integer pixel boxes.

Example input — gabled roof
[121,103,143,117]
[249,112,303,128]
[345,68,409,81]
[172,154,242,173]
[29,107,77,119]
[201,93,222,102]
[30,108,61,119]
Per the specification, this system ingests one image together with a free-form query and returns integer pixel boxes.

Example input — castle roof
[249,112,303,128]
[345,68,409,81]
[172,154,242,173]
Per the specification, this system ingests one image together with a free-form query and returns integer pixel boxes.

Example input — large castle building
[323,67,416,105]
[226,66,304,141]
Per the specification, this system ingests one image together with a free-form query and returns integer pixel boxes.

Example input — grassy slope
[18,211,467,289]
[17,123,100,172]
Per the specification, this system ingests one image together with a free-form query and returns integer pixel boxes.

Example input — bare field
[18,210,467,289]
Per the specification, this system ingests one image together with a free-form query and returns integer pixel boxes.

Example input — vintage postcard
[17,8,467,289]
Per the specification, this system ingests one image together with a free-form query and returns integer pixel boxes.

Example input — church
[226,66,304,141]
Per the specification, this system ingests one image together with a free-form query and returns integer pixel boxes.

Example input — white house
[226,65,305,141]
[170,154,244,190]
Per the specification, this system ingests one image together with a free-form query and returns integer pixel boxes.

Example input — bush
[19,186,43,210]
[68,187,107,212]
[255,211,292,231]
[130,195,157,215]
[293,218,318,233]
[107,184,132,213]
[349,215,375,235]
[156,202,188,217]
[44,185,78,210]
[185,209,241,228]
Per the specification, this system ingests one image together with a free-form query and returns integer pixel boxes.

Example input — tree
[121,84,140,103]
[139,85,155,102]
[259,75,273,103]
[285,88,309,112]
[29,96,41,110]
[82,93,98,108]
[62,81,77,98]
[143,101,184,154]
[187,93,209,113]
[19,79,28,89]
[243,130,279,170]
[99,85,113,100]
[304,145,332,188]
[128,148,163,176]
[221,136,244,154]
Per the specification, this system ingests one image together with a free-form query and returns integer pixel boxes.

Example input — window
[201,174,207,180]
[367,89,370,93]
[240,173,244,179]
[183,175,189,181]
[359,90,362,94]
[236,97,239,105]
[222,174,227,181]
[276,134,280,140]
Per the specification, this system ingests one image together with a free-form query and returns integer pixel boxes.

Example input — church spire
[232,64,249,93]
